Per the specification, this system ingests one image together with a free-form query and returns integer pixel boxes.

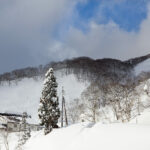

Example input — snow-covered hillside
[134,58,150,75]
[24,122,150,150]
[0,70,89,123]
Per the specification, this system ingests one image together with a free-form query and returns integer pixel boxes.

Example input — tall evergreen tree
[38,68,60,135]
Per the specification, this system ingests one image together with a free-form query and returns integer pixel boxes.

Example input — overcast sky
[0,0,150,73]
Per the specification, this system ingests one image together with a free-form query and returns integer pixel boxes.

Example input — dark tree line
[0,55,150,86]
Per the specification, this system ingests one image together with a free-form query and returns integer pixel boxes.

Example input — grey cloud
[0,0,81,73]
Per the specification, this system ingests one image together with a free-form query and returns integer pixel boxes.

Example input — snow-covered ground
[134,58,150,75]
[22,107,150,150]
[0,71,88,123]
[0,108,150,150]
[24,122,150,150]
[1,66,150,150]
[0,131,19,150]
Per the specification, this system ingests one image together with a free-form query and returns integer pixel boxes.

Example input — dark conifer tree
[38,68,60,135]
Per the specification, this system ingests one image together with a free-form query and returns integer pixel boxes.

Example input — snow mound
[25,122,150,150]
[134,59,150,75]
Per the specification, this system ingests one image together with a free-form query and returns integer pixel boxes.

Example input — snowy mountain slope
[24,122,150,150]
[1,54,150,150]
[134,58,150,76]
[0,55,150,124]
[0,54,150,83]
[0,71,88,123]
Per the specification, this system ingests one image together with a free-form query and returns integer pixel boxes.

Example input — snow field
[25,122,150,150]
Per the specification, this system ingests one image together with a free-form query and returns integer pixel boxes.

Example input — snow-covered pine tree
[38,68,60,135]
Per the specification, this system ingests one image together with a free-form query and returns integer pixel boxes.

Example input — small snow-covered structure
[0,114,21,132]
[0,112,42,132]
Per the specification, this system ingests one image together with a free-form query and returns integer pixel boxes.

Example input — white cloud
[48,3,150,61]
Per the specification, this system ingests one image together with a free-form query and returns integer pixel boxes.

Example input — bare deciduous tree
[0,131,9,150]
[67,98,85,123]
[104,82,138,122]
[81,83,101,123]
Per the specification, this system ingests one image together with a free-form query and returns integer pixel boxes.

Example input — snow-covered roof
[0,115,8,124]
[0,115,20,124]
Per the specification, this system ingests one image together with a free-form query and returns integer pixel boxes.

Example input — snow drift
[24,122,150,150]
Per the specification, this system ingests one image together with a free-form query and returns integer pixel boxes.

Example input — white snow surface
[0,132,19,150]
[130,108,150,125]
[24,122,150,150]
[0,109,150,150]
[0,71,88,123]
[24,108,150,150]
[134,58,150,75]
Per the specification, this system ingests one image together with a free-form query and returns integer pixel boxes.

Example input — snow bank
[134,58,150,75]
[25,122,150,150]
